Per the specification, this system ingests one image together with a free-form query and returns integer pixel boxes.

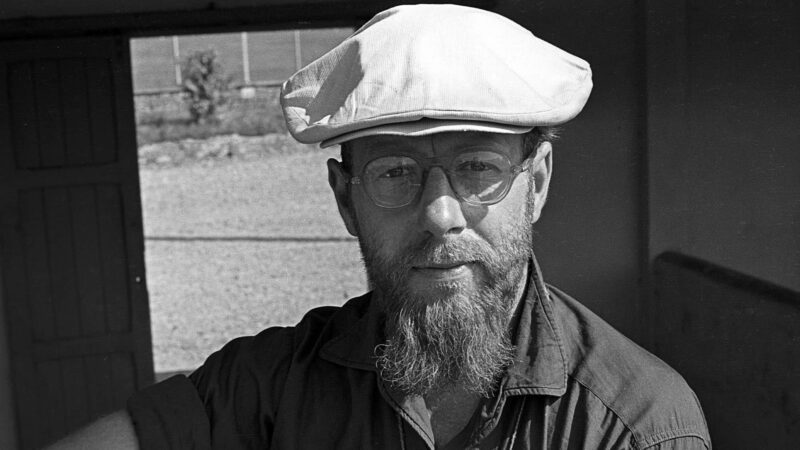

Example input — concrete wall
[0,0,334,21]
[647,0,800,294]
[497,0,644,340]
[498,0,800,343]
[653,253,800,448]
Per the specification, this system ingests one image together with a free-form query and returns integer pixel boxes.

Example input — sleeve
[127,327,295,449]
[644,436,711,449]
[127,374,212,449]
[188,328,295,448]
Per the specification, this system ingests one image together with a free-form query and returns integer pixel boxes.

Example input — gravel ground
[145,240,365,372]
[139,137,368,373]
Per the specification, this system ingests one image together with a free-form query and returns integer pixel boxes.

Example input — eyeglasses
[347,148,529,208]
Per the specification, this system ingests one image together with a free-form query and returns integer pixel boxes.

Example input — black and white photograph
[0,1,797,448]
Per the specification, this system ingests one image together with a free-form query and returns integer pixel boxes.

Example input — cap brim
[320,119,533,148]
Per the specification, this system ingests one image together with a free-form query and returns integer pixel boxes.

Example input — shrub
[181,49,231,124]
[135,88,288,146]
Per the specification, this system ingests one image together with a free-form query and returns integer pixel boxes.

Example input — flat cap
[280,4,592,147]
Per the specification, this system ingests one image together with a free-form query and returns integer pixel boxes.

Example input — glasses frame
[347,149,530,208]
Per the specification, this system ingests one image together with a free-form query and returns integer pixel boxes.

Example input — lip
[414,259,470,269]
[412,262,472,281]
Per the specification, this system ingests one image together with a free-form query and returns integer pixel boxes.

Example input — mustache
[396,236,500,269]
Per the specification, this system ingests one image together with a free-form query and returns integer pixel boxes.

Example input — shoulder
[192,293,371,387]
[547,285,711,449]
[183,294,372,446]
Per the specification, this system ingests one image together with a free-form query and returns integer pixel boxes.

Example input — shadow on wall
[652,252,800,449]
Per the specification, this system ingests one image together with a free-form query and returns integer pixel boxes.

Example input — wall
[498,0,800,343]
[497,0,644,340]
[0,0,334,21]
[653,253,800,448]
[647,0,800,295]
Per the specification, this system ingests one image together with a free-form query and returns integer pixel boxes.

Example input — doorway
[129,28,367,380]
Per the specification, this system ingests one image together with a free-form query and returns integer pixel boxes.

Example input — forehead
[345,131,524,164]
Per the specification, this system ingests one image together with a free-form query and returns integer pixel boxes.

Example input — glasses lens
[450,151,513,204]
[363,156,422,207]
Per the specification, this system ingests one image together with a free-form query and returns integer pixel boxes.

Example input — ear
[327,158,359,237]
[529,141,553,223]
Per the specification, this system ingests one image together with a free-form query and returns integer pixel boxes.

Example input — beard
[356,195,535,397]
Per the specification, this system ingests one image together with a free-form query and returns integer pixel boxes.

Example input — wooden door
[0,36,153,449]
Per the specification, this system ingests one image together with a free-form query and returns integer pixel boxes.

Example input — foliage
[135,88,288,145]
[181,49,230,124]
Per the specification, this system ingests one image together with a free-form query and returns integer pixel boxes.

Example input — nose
[417,167,467,237]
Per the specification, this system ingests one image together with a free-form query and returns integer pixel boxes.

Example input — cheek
[485,178,532,225]
[459,173,532,228]
[354,202,414,256]
[478,206,526,242]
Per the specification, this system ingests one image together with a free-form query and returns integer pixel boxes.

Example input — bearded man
[49,4,710,449]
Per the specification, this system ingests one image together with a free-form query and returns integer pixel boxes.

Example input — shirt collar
[320,255,568,397]
[502,255,568,396]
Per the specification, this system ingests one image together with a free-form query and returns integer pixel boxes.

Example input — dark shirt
[128,261,711,449]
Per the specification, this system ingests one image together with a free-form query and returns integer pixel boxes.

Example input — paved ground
[139,142,367,373]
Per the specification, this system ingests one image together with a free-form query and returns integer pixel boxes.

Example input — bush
[181,49,231,124]
[134,88,288,146]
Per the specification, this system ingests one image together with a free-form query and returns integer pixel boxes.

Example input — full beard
[357,207,534,397]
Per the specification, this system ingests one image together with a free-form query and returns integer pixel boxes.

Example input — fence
[130,28,353,95]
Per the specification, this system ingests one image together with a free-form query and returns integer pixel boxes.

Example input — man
[51,4,710,449]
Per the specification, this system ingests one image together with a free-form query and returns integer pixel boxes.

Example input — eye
[378,165,415,178]
[364,156,420,184]
[457,159,501,173]
[453,150,511,178]
[467,161,490,171]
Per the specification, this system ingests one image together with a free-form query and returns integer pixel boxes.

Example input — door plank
[19,189,56,342]
[97,184,131,334]
[31,333,134,360]
[33,60,66,168]
[43,187,81,339]
[38,359,66,444]
[110,353,136,407]
[84,354,115,416]
[70,186,106,336]
[86,58,118,164]
[59,59,93,166]
[8,62,40,169]
[61,357,90,432]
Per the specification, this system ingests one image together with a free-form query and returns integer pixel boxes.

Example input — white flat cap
[280,4,592,147]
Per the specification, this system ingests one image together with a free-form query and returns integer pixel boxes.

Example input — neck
[423,386,482,448]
